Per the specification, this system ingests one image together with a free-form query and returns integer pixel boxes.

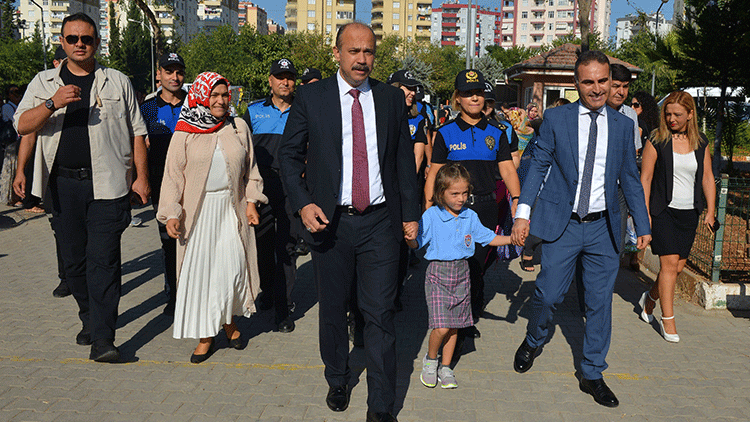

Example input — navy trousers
[312,205,399,414]
[525,216,619,380]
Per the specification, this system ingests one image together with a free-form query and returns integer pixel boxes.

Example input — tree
[485,45,537,68]
[616,29,676,99]
[550,30,614,54]
[285,30,336,79]
[474,55,503,85]
[106,0,124,71]
[400,54,433,94]
[0,0,16,40]
[131,0,164,57]
[659,0,750,174]
[577,0,593,52]
[121,0,152,93]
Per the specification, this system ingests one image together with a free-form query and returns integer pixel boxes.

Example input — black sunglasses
[65,35,95,46]
[631,101,641,108]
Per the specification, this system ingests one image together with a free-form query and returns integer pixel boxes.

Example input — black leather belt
[570,211,606,223]
[337,202,387,216]
[55,167,93,180]
[467,192,496,205]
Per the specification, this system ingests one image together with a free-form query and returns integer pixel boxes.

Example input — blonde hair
[432,163,472,207]
[652,91,703,150]
[392,82,419,118]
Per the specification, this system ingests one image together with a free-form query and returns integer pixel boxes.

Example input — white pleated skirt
[172,187,253,339]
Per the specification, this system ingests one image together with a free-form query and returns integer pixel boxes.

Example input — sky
[253,0,675,38]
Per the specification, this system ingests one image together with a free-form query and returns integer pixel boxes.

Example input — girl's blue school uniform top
[417,205,497,261]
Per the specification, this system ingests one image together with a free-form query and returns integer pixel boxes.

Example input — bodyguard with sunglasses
[14,13,149,363]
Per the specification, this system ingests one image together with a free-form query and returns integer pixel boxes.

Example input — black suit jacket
[278,75,420,245]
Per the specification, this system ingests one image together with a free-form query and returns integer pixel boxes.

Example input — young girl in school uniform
[407,163,511,389]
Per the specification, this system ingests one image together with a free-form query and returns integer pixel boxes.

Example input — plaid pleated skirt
[425,260,473,329]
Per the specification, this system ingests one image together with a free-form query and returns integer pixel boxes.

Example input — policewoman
[424,69,522,338]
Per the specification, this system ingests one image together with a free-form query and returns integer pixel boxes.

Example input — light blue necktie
[577,110,598,218]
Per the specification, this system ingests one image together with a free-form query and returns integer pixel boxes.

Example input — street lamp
[651,0,669,96]
[128,18,155,93]
[29,0,47,70]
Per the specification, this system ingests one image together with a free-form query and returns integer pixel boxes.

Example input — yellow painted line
[1,355,325,371]
[455,367,653,381]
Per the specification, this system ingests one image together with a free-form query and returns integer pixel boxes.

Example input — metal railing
[689,174,750,282]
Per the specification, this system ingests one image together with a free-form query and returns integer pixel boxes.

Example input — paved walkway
[0,203,748,422]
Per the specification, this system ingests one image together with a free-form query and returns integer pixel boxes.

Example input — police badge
[465,234,472,247]
[485,135,495,150]
[409,124,417,137]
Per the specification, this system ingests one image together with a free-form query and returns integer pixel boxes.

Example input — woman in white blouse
[638,91,716,343]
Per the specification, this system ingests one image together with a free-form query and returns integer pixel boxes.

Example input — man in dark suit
[510,51,652,407]
[279,22,419,422]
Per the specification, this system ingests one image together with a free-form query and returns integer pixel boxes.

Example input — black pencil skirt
[650,207,700,259]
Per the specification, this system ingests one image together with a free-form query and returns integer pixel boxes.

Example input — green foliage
[371,34,402,82]
[485,45,537,68]
[616,30,677,100]
[1,0,16,40]
[474,55,503,85]
[105,1,125,71]
[284,30,336,79]
[548,30,615,54]
[400,54,433,93]
[120,0,153,93]
[0,30,48,93]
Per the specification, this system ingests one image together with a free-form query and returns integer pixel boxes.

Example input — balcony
[441,30,456,36]
[372,0,383,13]
[371,15,383,24]
[416,28,430,38]
[441,40,456,46]
[50,3,68,12]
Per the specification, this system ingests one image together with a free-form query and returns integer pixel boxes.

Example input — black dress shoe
[513,339,539,373]
[580,377,619,407]
[89,340,120,363]
[76,328,92,346]
[190,339,215,364]
[366,411,397,422]
[228,333,244,350]
[52,279,71,298]
[325,385,349,412]
[277,317,295,333]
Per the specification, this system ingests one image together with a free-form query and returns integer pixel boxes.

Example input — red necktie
[349,88,370,213]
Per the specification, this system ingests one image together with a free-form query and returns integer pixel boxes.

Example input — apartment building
[370,0,431,43]
[615,12,672,48]
[431,0,611,53]
[97,0,198,57]
[198,0,239,33]
[239,1,267,34]
[18,0,99,46]
[284,0,355,35]
[267,18,285,34]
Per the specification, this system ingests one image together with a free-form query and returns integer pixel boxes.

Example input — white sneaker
[438,365,458,389]
[420,354,438,388]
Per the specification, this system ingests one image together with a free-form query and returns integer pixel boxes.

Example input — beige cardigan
[156,117,268,313]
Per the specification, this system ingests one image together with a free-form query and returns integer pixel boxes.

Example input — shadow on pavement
[118,312,173,362]
[121,250,163,296]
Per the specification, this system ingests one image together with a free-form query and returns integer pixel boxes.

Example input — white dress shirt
[514,102,608,221]
[573,103,608,215]
[336,70,385,207]
[619,104,642,151]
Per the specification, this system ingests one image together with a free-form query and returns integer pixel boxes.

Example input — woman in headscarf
[157,72,267,363]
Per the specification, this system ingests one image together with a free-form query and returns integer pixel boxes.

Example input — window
[336,11,353,19]
[521,11,528,19]
[407,25,412,31]
[29,10,34,17]
[533,23,543,30]
[393,1,400,7]
[533,35,542,42]
[557,10,566,18]
[548,23,552,30]
[308,10,315,17]
[556,23,567,30]
[393,13,399,20]
[308,0,314,4]
[522,0,528,5]
[521,35,527,42]
[521,23,527,30]
[326,24,331,33]
[549,0,553,5]
[327,0,332,4]
[504,0,513,6]
[408,3,412,8]
[503,35,512,41]
[307,23,315,30]
[558,0,566,4]
[327,11,331,19]
[408,14,412,20]
[504,12,513,19]
[548,11,554,18]
[392,24,399,30]
[547,35,553,42]
[533,11,543,18]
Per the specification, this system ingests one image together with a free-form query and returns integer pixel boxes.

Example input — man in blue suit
[510,51,651,407]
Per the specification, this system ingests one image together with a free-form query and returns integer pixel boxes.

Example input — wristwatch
[45,98,56,111]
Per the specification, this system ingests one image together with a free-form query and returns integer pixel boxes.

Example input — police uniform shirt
[432,115,512,195]
[408,111,428,145]
[243,96,292,170]
[140,93,183,200]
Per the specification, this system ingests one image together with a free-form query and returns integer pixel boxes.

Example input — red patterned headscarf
[175,72,232,133]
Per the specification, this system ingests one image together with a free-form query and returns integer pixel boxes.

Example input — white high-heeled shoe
[638,291,654,323]
[659,315,680,343]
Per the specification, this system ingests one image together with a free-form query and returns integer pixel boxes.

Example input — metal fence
[689,174,750,282]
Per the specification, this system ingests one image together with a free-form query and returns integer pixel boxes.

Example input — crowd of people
[5,13,719,422]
